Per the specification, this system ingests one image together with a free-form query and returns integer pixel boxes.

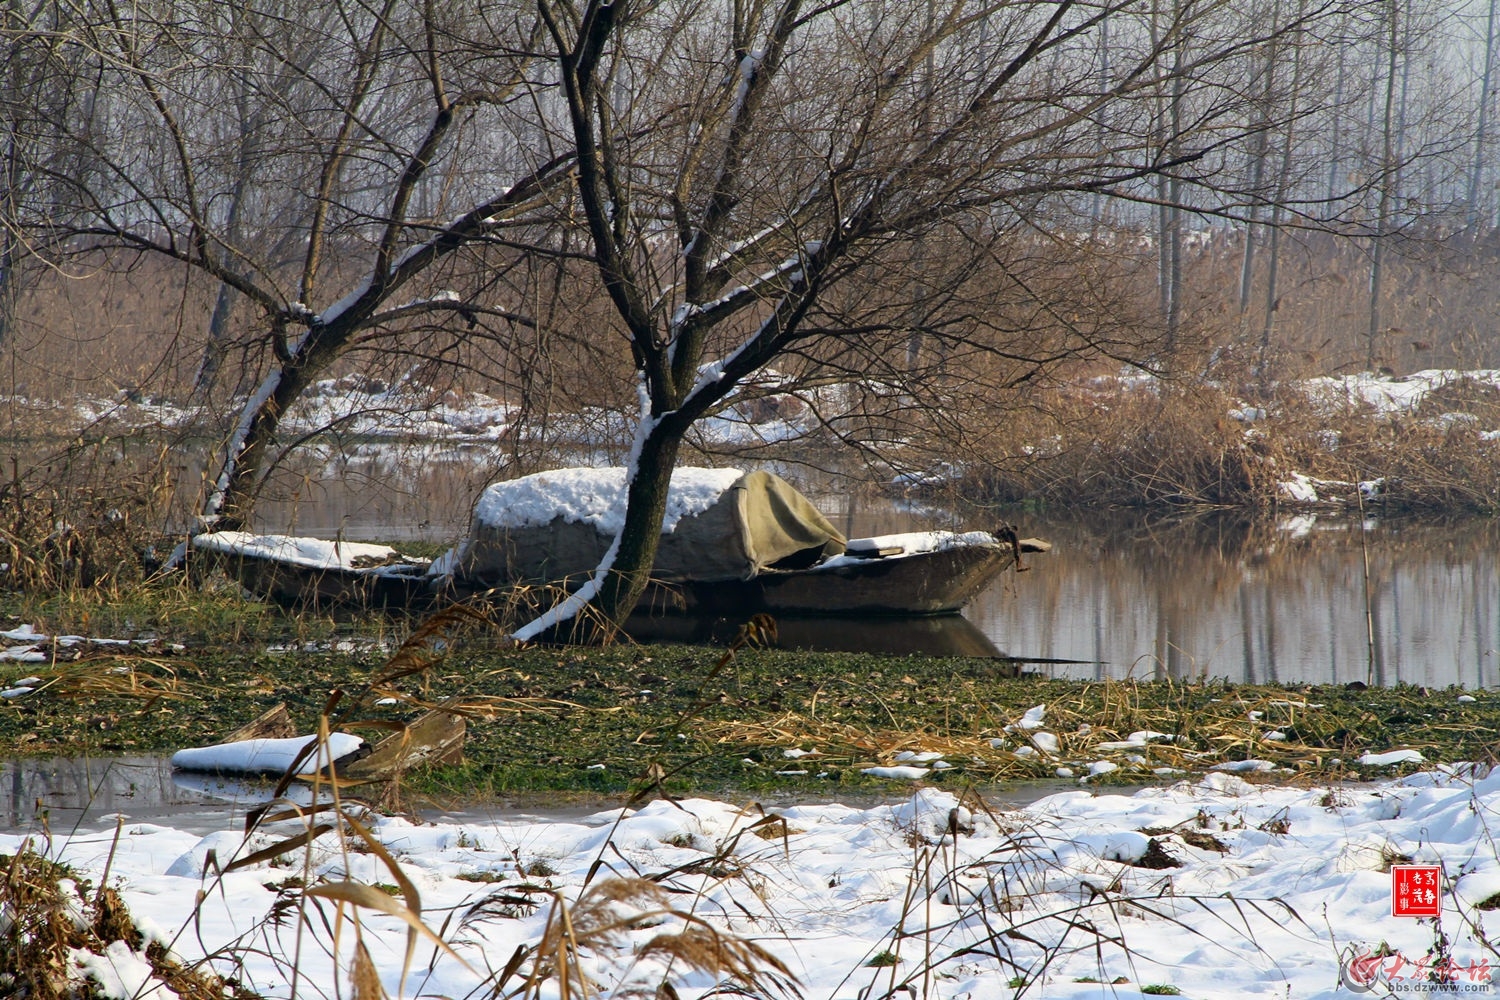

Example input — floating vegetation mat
[0,633,1491,796]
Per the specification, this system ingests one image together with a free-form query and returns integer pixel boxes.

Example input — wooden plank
[345,709,466,781]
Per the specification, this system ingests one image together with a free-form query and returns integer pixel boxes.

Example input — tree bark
[1259,0,1308,394]
[1239,0,1282,321]
[208,341,331,531]
[1469,0,1498,233]
[592,423,685,624]
[1368,0,1400,370]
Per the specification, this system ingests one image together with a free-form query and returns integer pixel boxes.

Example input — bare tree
[1467,0,1498,232]
[1259,0,1313,386]
[1368,0,1400,369]
[520,0,1375,631]
[22,0,575,529]
[1239,0,1284,319]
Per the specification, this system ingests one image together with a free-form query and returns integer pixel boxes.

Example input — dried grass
[701,678,1408,783]
[0,442,175,593]
[43,655,187,702]
[0,845,243,999]
[956,365,1500,513]
[518,877,798,999]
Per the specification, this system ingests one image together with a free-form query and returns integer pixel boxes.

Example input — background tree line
[3,0,1500,620]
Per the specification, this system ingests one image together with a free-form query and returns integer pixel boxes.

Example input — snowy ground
[35,367,1500,462]
[10,748,1500,1000]
[23,366,1500,512]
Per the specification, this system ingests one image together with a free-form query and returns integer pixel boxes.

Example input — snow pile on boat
[448,467,845,586]
[192,531,421,571]
[816,530,1001,570]
[471,466,744,535]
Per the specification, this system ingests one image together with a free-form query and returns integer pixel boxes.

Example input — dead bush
[0,847,245,1000]
[0,443,173,593]
[962,381,1275,508]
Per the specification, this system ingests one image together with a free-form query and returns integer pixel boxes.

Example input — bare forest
[5,0,1500,619]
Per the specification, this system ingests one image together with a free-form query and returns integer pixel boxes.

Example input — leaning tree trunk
[207,361,317,531]
[593,424,686,625]
[204,319,350,531]
[505,411,693,642]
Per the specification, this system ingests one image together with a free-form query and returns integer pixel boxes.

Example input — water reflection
[970,512,1500,688]
[247,460,1499,688]
[0,756,275,834]
[254,445,494,541]
[625,611,1011,659]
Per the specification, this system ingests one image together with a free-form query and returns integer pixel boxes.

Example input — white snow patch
[10,770,1500,999]
[472,467,743,536]
[1359,749,1425,766]
[1211,759,1275,773]
[1278,472,1320,503]
[861,765,931,780]
[1010,704,1047,730]
[170,733,366,775]
[1030,732,1060,755]
[72,939,175,1000]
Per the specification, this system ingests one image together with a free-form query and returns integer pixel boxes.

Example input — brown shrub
[0,848,245,1000]
[961,380,1276,508]
[954,368,1500,514]
[0,442,174,592]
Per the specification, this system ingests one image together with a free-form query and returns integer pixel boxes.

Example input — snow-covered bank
[10,766,1500,999]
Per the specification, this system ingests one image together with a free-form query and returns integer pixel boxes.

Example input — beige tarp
[457,470,845,586]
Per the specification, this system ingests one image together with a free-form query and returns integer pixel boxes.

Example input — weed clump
[952,368,1500,513]
[0,441,179,595]
[0,846,251,999]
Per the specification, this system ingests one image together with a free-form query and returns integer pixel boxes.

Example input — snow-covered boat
[192,467,1047,617]
[190,533,435,610]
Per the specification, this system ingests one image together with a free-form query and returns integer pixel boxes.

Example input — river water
[805,497,1499,689]
[966,512,1499,689]
[0,754,1087,836]
[252,462,1499,689]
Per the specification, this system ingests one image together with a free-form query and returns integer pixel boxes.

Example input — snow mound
[471,467,743,536]
[192,532,413,571]
[170,733,367,776]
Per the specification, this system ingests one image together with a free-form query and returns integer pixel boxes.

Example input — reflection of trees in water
[1,756,183,830]
[167,458,1500,690]
[968,512,1500,688]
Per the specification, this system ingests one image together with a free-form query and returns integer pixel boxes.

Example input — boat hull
[664,542,1017,616]
[203,550,434,610]
[199,534,1026,618]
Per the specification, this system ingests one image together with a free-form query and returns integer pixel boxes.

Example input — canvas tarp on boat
[454,468,846,587]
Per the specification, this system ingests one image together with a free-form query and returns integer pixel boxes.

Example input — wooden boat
[193,468,1048,618]
[197,526,1046,618]
[631,530,1047,616]
[190,532,435,610]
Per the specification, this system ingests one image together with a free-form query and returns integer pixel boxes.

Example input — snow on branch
[509,378,657,643]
